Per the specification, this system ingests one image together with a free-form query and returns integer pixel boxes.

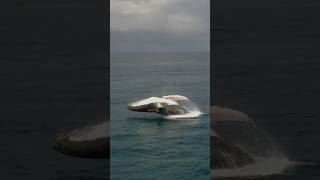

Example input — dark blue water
[212,0,320,179]
[111,52,210,180]
[0,1,108,179]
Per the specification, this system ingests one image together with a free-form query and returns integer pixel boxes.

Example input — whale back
[53,122,109,159]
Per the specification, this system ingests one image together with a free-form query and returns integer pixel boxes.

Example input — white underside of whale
[164,110,202,119]
[68,122,108,142]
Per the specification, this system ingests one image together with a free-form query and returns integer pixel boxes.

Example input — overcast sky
[111,0,210,53]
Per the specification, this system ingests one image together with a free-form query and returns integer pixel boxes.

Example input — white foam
[212,157,297,178]
[131,97,178,106]
[164,110,202,119]
[162,95,189,100]
[68,122,108,142]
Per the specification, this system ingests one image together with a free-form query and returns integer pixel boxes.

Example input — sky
[111,0,210,53]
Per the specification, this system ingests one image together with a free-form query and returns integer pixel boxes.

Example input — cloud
[111,0,210,52]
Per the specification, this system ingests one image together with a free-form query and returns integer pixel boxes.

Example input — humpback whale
[211,106,281,170]
[53,122,109,159]
[53,104,280,175]
[212,107,253,169]
[128,95,201,118]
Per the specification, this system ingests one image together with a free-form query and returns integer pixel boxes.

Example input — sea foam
[164,110,202,119]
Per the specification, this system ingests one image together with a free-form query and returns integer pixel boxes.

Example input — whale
[52,104,278,172]
[128,95,198,116]
[211,106,281,169]
[53,122,109,159]
[211,130,254,169]
[211,106,254,169]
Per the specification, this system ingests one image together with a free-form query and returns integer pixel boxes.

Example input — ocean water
[212,0,320,179]
[110,52,210,180]
[0,1,108,179]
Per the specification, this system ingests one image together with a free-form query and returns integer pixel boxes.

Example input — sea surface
[0,1,108,179]
[110,52,210,180]
[212,0,320,179]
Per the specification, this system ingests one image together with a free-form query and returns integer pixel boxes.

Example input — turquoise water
[110,52,210,180]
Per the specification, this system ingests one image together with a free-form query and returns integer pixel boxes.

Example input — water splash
[164,97,202,119]
[212,156,297,178]
[164,110,202,119]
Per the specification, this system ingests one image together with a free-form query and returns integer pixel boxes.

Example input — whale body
[53,105,278,171]
[53,122,109,159]
[128,95,198,116]
[212,106,254,169]
[211,131,254,169]
[212,106,281,169]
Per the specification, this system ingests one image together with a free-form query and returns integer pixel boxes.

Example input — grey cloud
[111,0,210,52]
